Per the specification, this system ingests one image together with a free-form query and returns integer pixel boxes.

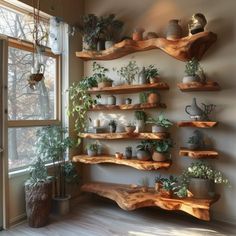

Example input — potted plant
[108,120,117,133]
[182,58,201,83]
[92,62,113,88]
[115,61,139,85]
[25,157,52,228]
[125,122,136,133]
[176,161,229,199]
[102,14,124,49]
[144,65,160,84]
[146,113,173,133]
[138,67,148,84]
[186,130,205,150]
[152,139,172,162]
[86,142,99,157]
[154,174,163,192]
[159,175,177,198]
[35,125,75,215]
[147,90,160,104]
[136,140,152,161]
[134,110,147,132]
[125,146,132,159]
[139,92,148,104]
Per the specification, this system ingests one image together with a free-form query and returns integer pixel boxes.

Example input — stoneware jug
[185,97,204,120]
[166,19,182,40]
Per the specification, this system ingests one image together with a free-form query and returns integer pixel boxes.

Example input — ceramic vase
[166,19,182,40]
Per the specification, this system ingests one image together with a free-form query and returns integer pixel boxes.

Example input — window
[0,1,62,171]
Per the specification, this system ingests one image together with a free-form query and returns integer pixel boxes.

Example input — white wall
[83,0,236,224]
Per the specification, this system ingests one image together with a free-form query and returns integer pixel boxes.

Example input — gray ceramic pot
[138,67,147,84]
[52,195,71,216]
[136,150,151,161]
[187,143,199,150]
[182,75,201,83]
[152,125,167,133]
[189,178,215,199]
[166,19,182,40]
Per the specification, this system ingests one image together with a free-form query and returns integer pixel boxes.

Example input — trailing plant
[134,110,147,121]
[86,142,99,152]
[176,161,230,198]
[146,113,173,128]
[144,65,159,80]
[185,58,200,76]
[108,120,117,127]
[139,92,148,104]
[25,157,51,186]
[35,126,76,198]
[115,61,139,85]
[153,139,173,153]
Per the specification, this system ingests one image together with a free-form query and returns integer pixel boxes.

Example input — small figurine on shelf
[188,13,207,35]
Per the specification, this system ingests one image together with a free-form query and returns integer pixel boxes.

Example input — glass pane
[0,5,49,46]
[8,127,40,170]
[8,47,56,120]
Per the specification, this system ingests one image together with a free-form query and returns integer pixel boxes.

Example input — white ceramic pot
[182,75,201,83]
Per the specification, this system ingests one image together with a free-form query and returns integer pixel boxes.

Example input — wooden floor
[1,195,236,236]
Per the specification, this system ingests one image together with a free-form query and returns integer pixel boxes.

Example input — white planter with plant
[152,139,172,162]
[146,113,173,133]
[176,161,230,199]
[86,142,99,156]
[144,65,160,84]
[134,110,147,133]
[182,58,201,83]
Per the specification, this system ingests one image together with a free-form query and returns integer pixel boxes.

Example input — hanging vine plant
[67,76,100,138]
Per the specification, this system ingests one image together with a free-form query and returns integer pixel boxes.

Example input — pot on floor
[52,195,71,215]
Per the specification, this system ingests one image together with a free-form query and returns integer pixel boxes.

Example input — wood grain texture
[76,32,217,61]
[179,148,219,159]
[90,103,166,111]
[177,121,218,128]
[73,155,172,170]
[80,132,169,140]
[81,182,220,221]
[177,81,221,92]
[88,82,169,94]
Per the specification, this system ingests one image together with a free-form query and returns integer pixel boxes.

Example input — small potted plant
[25,157,52,228]
[136,140,152,161]
[92,62,113,88]
[176,161,229,199]
[115,61,139,85]
[86,142,99,157]
[146,113,173,133]
[144,65,160,84]
[154,174,163,192]
[159,175,177,198]
[108,120,117,133]
[134,110,147,132]
[125,146,132,159]
[152,139,172,162]
[125,122,136,133]
[182,58,201,83]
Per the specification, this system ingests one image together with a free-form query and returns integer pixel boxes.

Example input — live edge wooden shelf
[76,32,217,62]
[177,121,218,128]
[90,103,166,111]
[80,132,168,140]
[179,148,219,159]
[88,82,169,94]
[81,182,220,221]
[73,155,171,171]
[177,81,220,92]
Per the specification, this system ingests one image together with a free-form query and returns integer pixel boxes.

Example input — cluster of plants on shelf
[146,113,173,128]
[155,175,177,191]
[176,161,230,198]
[77,14,124,50]
[114,60,139,85]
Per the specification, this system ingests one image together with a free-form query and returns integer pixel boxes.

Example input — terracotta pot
[154,182,163,192]
[125,126,136,133]
[152,152,168,162]
[115,152,123,159]
[98,81,112,88]
[160,189,173,198]
[147,92,160,104]
[149,77,159,84]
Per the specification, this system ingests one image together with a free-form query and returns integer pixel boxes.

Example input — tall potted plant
[134,110,147,132]
[36,125,75,215]
[24,157,52,227]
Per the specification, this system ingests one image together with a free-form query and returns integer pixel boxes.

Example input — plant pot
[105,40,115,49]
[87,149,97,157]
[154,182,163,192]
[189,178,215,199]
[52,195,71,215]
[152,125,167,133]
[109,125,116,133]
[98,81,112,88]
[132,29,144,41]
[147,92,160,104]
[160,189,173,198]
[135,120,145,133]
[166,19,182,40]
[136,150,151,161]
[125,126,136,134]
[182,75,201,83]
[187,143,199,150]
[152,152,168,162]
[125,148,132,159]
[149,77,159,84]
[107,95,116,105]
[25,180,52,228]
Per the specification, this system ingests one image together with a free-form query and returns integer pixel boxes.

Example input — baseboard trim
[9,213,27,227]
